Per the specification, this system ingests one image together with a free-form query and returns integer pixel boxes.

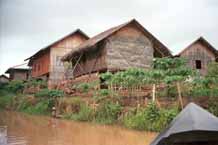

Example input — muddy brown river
[0,111,157,145]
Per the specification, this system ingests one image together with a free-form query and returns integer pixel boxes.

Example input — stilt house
[25,29,89,87]
[61,19,172,81]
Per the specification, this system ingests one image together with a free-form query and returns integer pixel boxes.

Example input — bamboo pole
[152,84,156,102]
[177,82,184,109]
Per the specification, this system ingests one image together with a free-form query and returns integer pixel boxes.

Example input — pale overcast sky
[0,0,218,75]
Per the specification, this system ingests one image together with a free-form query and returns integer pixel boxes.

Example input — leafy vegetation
[95,101,122,124]
[0,58,217,132]
[5,80,25,93]
[123,102,178,131]
[64,103,94,121]
[24,79,47,88]
[35,89,64,98]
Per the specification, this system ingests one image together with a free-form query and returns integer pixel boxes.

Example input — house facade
[177,37,218,75]
[62,19,172,80]
[26,29,89,87]
[5,68,30,81]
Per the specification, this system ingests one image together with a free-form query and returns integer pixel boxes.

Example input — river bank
[0,85,179,132]
[0,111,157,145]
[1,80,218,132]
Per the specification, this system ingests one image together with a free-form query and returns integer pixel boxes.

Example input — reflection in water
[0,111,157,145]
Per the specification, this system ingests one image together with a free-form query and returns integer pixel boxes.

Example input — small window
[195,60,202,69]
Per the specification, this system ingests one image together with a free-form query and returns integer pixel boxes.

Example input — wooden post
[152,84,156,102]
[177,82,184,109]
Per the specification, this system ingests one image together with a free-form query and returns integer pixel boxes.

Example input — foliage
[66,103,94,121]
[25,79,47,88]
[0,90,14,109]
[5,80,24,93]
[191,88,218,97]
[100,72,113,85]
[122,108,147,130]
[23,99,50,115]
[95,101,122,124]
[190,62,218,98]
[73,81,99,93]
[207,62,218,78]
[122,102,178,131]
[17,97,32,111]
[145,102,160,122]
[35,89,64,98]
[76,83,90,93]
[208,98,218,117]
[93,89,119,103]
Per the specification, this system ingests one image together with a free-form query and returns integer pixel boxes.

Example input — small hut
[176,37,218,75]
[150,103,218,145]
[5,68,30,81]
[62,19,172,81]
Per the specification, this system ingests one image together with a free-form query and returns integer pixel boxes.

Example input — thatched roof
[177,37,218,58]
[62,19,172,61]
[25,29,89,65]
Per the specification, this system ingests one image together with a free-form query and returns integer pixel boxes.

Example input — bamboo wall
[105,24,153,70]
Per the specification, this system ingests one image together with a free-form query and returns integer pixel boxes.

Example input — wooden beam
[71,53,83,76]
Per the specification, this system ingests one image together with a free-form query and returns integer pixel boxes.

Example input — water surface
[0,111,157,145]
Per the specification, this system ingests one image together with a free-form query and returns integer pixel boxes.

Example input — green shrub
[67,103,94,121]
[122,108,147,130]
[191,88,218,97]
[0,83,9,90]
[150,108,178,131]
[23,100,50,115]
[0,94,14,109]
[17,98,31,111]
[35,89,64,98]
[93,89,111,103]
[0,88,15,108]
[35,89,50,98]
[122,103,178,132]
[95,101,122,124]
[145,102,160,122]
[76,83,90,93]
[66,97,84,113]
[6,80,24,93]
[25,79,47,88]
[208,97,218,116]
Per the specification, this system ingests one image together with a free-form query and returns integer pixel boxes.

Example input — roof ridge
[62,19,172,61]
[25,28,89,61]
[177,36,218,56]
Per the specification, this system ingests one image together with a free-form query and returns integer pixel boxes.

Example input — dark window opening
[195,60,202,69]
